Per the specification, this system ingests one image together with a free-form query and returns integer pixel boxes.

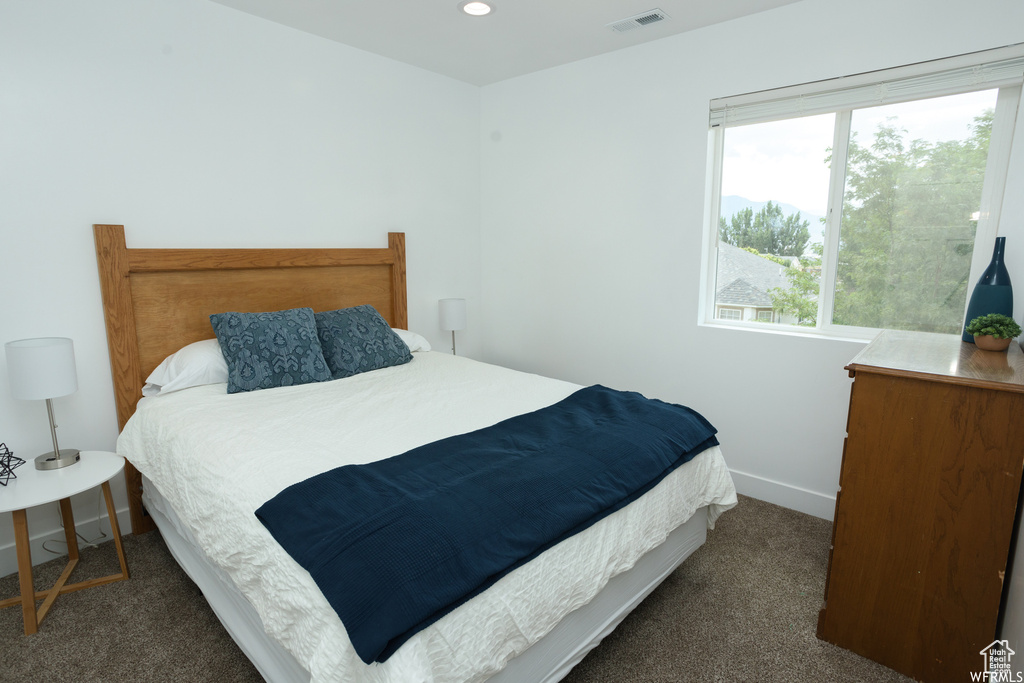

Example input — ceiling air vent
[607,9,669,33]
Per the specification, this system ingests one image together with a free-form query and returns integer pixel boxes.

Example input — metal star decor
[0,443,25,486]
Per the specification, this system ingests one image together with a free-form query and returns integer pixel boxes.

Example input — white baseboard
[0,505,133,579]
[729,468,837,521]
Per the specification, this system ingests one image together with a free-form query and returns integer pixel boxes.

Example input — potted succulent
[965,313,1022,351]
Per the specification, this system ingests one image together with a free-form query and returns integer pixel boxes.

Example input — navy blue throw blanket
[256,385,718,664]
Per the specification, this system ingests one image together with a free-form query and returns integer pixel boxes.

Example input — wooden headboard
[93,224,408,534]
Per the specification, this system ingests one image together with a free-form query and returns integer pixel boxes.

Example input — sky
[720,89,999,217]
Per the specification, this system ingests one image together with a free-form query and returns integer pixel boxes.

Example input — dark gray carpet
[0,496,910,682]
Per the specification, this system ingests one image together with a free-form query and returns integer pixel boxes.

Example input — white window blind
[710,44,1024,128]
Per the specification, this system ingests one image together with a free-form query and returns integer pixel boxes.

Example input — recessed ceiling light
[459,1,493,16]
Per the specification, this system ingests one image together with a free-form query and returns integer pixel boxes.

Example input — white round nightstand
[0,450,130,635]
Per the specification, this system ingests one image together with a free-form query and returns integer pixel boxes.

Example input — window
[718,307,742,321]
[703,46,1024,338]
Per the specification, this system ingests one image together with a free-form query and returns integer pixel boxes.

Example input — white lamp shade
[5,337,79,400]
[439,298,467,332]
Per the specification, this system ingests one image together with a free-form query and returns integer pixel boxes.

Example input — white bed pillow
[142,339,229,397]
[392,328,431,353]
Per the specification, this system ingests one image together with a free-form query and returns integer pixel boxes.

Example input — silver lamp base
[35,448,81,470]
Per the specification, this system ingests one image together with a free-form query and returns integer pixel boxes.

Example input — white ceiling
[209,0,803,86]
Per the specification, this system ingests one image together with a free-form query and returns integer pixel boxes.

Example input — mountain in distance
[720,195,826,248]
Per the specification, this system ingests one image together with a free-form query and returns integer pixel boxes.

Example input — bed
[93,225,737,683]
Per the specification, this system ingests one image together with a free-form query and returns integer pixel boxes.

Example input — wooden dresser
[818,330,1024,682]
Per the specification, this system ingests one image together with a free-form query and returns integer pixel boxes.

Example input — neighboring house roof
[717,278,774,307]
[716,242,793,308]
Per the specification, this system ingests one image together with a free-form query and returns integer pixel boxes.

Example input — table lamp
[439,298,467,355]
[5,337,81,470]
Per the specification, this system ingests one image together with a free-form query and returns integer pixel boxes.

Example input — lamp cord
[41,489,110,555]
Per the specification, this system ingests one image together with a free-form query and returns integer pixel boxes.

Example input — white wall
[0,0,481,576]
[478,0,1024,650]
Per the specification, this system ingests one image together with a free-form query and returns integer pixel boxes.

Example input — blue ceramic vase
[962,236,1013,342]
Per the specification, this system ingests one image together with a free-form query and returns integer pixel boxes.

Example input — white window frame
[700,45,1024,340]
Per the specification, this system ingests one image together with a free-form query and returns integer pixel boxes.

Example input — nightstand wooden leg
[3,494,125,634]
[35,498,79,626]
[59,498,79,562]
[102,482,129,579]
[12,508,37,636]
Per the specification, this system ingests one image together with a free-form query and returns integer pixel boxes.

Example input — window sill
[698,319,877,344]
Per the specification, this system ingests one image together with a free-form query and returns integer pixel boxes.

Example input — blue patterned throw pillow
[209,308,331,393]
[315,305,412,380]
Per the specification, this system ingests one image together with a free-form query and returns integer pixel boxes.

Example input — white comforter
[118,351,737,683]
